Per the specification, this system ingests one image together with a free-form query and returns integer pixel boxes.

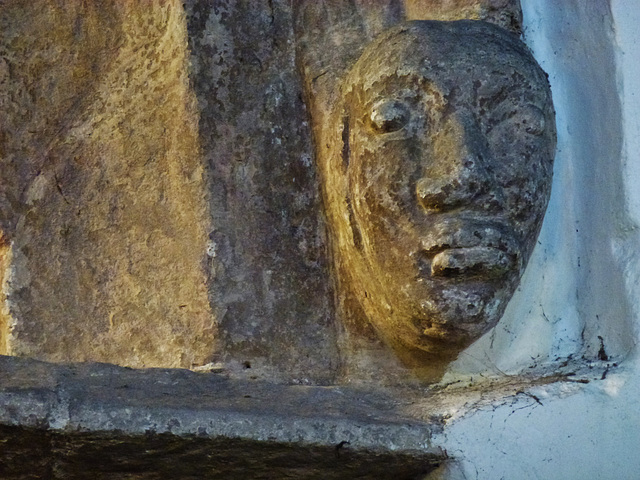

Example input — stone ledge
[0,356,444,479]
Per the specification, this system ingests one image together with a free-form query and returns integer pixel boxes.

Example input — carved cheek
[353,146,398,222]
[488,126,552,227]
[349,137,421,246]
[376,141,421,212]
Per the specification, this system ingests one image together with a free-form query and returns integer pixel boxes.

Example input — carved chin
[360,225,523,354]
[373,279,511,355]
[417,288,503,340]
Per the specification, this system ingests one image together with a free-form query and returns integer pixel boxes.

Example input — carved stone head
[325,21,556,367]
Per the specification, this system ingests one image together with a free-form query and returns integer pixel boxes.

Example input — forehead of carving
[344,20,549,100]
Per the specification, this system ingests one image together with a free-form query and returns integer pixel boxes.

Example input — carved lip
[417,219,522,279]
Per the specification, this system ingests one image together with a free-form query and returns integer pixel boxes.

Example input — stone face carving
[1,0,556,384]
[318,21,556,372]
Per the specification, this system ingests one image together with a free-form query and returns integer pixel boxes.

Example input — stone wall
[2,1,640,479]
[1,0,528,384]
[0,1,215,368]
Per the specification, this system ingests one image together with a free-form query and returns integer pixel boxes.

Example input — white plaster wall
[448,0,636,379]
[433,1,640,478]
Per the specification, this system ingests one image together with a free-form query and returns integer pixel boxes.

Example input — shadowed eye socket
[369,99,410,133]
[498,104,546,136]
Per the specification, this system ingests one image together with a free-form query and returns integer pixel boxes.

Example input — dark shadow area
[0,426,442,480]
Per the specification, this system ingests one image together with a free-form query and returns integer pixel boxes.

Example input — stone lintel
[0,356,444,479]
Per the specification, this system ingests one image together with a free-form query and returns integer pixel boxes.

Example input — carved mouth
[417,220,521,279]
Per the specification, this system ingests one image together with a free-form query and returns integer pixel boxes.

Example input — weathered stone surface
[0,1,216,368]
[405,0,522,33]
[1,2,637,479]
[0,0,553,386]
[0,354,610,478]
[0,355,444,479]
[0,236,10,353]
[184,0,339,384]
[296,15,555,381]
[1,0,339,381]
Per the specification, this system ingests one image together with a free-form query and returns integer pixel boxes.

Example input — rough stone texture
[0,236,10,353]
[0,0,553,387]
[0,354,611,478]
[0,1,216,367]
[0,355,444,479]
[1,2,638,479]
[405,0,522,33]
[0,0,339,380]
[296,12,555,382]
[0,0,537,385]
[183,0,339,384]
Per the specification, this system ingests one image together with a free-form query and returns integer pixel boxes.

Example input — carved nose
[416,154,492,212]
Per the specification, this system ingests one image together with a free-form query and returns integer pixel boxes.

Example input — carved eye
[515,104,546,136]
[369,99,410,134]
